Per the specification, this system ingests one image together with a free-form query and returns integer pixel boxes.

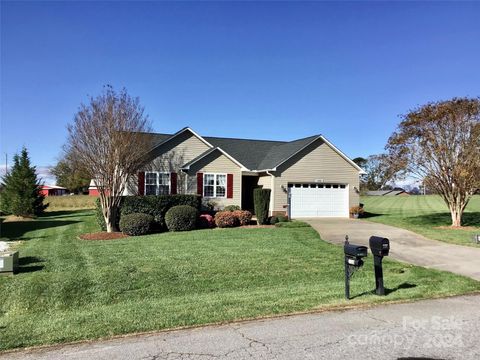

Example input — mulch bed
[434,226,479,231]
[79,232,129,240]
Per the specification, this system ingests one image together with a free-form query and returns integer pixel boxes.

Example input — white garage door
[289,183,349,218]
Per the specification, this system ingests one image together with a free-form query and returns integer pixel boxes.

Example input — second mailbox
[369,236,390,257]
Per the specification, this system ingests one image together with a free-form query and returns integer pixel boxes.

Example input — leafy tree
[1,147,48,216]
[66,86,152,232]
[51,156,90,193]
[387,97,480,227]
[360,154,400,191]
[352,157,368,169]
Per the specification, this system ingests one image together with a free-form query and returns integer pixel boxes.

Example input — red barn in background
[40,185,68,196]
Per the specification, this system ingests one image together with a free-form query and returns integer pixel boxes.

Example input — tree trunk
[450,206,463,227]
[103,205,119,232]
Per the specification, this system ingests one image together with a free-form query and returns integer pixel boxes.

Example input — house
[90,127,364,218]
[40,185,67,196]
[365,188,409,196]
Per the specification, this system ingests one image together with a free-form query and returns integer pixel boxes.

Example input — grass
[360,195,480,247]
[0,210,479,351]
[44,195,96,211]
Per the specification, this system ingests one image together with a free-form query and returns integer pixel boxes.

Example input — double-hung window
[203,173,226,198]
[145,172,170,195]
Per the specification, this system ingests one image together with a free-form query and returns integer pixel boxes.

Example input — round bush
[233,210,252,226]
[198,213,215,229]
[276,215,289,223]
[215,211,239,228]
[224,205,241,212]
[165,205,198,231]
[119,213,154,236]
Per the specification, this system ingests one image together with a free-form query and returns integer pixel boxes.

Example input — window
[145,172,170,195]
[203,173,226,198]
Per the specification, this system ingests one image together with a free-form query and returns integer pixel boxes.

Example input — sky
[1,1,479,184]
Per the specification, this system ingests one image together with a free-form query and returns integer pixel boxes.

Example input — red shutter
[138,172,145,195]
[227,174,233,198]
[170,172,177,194]
[197,172,203,196]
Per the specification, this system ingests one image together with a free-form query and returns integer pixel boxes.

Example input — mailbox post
[344,236,368,300]
[369,236,390,296]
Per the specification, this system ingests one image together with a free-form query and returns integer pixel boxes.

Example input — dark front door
[241,176,259,212]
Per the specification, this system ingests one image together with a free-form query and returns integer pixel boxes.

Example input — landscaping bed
[0,210,478,351]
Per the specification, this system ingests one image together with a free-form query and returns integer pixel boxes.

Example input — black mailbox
[343,237,367,299]
[344,244,368,259]
[369,236,390,257]
[369,236,390,296]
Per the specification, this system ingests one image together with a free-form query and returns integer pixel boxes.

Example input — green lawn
[360,195,480,247]
[0,210,479,351]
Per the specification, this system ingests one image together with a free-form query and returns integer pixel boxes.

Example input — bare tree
[67,86,152,232]
[387,97,480,227]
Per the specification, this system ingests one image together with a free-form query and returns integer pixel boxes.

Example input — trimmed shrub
[276,214,289,222]
[253,188,271,225]
[197,214,215,229]
[95,198,107,231]
[224,205,241,212]
[233,210,252,226]
[165,205,198,231]
[215,211,239,228]
[269,216,279,225]
[119,213,154,236]
[349,205,365,217]
[96,195,201,230]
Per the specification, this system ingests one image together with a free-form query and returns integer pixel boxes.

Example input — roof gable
[142,127,362,173]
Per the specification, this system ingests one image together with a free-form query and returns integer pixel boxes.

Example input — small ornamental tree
[387,97,480,227]
[1,147,48,217]
[253,188,271,225]
[66,86,153,232]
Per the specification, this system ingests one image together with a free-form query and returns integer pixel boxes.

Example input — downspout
[266,171,275,216]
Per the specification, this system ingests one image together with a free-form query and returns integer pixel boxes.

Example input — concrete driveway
[2,295,479,359]
[305,218,480,281]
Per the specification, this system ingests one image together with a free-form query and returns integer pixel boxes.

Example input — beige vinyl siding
[147,131,211,172]
[186,150,242,209]
[125,131,212,195]
[272,139,360,213]
[257,175,272,189]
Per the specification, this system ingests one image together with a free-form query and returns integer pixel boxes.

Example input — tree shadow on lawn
[409,212,480,227]
[41,210,93,218]
[17,256,45,273]
[350,282,417,299]
[0,219,80,241]
[361,212,383,218]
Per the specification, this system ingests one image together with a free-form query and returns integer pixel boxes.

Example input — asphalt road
[305,218,480,281]
[2,295,479,360]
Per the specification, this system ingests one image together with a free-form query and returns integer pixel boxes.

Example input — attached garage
[288,183,349,218]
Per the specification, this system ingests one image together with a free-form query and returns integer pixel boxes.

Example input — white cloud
[0,165,56,186]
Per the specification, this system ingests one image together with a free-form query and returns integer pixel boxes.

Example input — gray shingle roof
[180,148,219,169]
[141,130,323,171]
[203,136,286,170]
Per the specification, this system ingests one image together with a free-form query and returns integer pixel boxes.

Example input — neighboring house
[40,185,67,196]
[88,180,100,196]
[90,127,364,218]
[366,188,409,196]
